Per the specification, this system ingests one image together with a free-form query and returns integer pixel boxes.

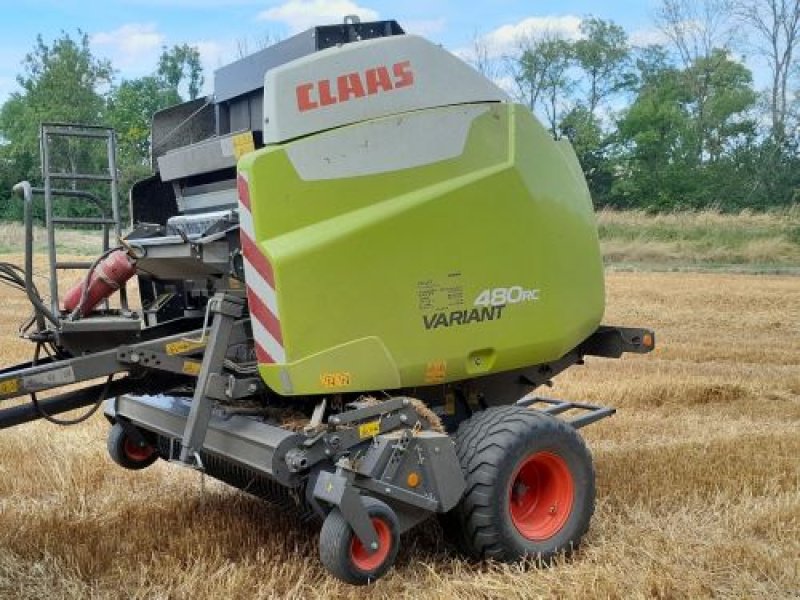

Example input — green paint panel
[239,103,604,395]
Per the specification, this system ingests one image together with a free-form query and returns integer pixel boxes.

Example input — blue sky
[0,0,742,104]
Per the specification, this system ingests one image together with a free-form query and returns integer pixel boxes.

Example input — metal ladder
[37,122,128,316]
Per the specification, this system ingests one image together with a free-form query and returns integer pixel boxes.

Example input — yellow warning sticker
[424,359,447,384]
[182,361,202,376]
[232,132,255,159]
[165,339,206,355]
[320,372,352,388]
[358,420,380,439]
[0,378,20,396]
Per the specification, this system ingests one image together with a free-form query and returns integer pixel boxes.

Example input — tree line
[0,0,798,222]
[0,32,202,222]
[475,0,799,211]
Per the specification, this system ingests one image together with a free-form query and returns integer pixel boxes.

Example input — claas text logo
[295,61,415,112]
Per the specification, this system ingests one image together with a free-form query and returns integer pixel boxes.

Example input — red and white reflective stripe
[237,172,286,364]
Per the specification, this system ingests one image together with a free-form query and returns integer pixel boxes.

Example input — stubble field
[0,257,797,599]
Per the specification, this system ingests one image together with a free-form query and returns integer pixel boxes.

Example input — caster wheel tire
[107,422,158,470]
[319,497,400,585]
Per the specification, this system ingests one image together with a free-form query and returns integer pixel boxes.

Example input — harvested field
[0,263,798,598]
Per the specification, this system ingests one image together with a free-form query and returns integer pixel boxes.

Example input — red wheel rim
[123,437,154,462]
[509,451,574,540]
[349,518,392,572]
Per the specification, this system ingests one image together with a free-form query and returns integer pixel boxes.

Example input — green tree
[559,105,615,204]
[573,18,634,116]
[513,34,574,138]
[0,31,112,219]
[157,44,204,101]
[613,45,759,210]
[685,48,757,163]
[108,76,175,167]
[613,50,693,209]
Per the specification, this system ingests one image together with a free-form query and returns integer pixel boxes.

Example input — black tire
[107,422,158,470]
[446,405,595,562]
[319,497,400,585]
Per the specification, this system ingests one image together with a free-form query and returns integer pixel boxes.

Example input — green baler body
[239,103,604,396]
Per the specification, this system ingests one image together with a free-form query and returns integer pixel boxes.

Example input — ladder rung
[56,261,93,269]
[47,173,112,182]
[44,128,112,139]
[52,217,117,225]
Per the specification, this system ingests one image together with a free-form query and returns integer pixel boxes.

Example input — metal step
[517,395,616,429]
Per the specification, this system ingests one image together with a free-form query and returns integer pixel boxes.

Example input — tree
[157,44,204,101]
[559,105,614,204]
[0,31,112,218]
[466,30,502,81]
[656,0,735,67]
[0,32,112,171]
[734,0,800,141]
[573,18,634,116]
[513,32,575,138]
[614,44,758,210]
[108,76,177,167]
[684,48,757,163]
[614,53,694,209]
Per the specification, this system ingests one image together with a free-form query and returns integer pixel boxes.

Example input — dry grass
[0,263,798,598]
[0,223,105,256]
[597,207,800,272]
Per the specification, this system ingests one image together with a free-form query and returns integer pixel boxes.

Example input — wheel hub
[349,517,392,572]
[509,451,574,541]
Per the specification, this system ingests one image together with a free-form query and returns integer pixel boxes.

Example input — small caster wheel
[319,497,400,585]
[107,422,158,470]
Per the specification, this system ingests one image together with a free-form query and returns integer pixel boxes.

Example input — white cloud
[629,27,668,47]
[191,39,239,95]
[481,15,583,57]
[91,23,165,73]
[257,0,379,33]
[454,15,584,68]
[403,18,446,38]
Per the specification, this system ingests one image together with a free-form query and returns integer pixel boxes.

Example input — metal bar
[42,122,113,130]
[516,395,616,429]
[31,187,105,205]
[568,407,616,429]
[51,217,117,225]
[179,295,244,465]
[0,377,134,430]
[46,172,113,182]
[538,402,573,415]
[107,129,128,311]
[525,395,618,412]
[55,261,93,269]
[40,128,60,316]
[43,128,114,139]
[330,397,407,426]
[13,181,59,328]
[0,320,247,403]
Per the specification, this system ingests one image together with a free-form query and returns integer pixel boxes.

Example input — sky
[0,0,759,105]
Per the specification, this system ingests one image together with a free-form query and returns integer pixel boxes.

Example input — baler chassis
[0,284,653,583]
